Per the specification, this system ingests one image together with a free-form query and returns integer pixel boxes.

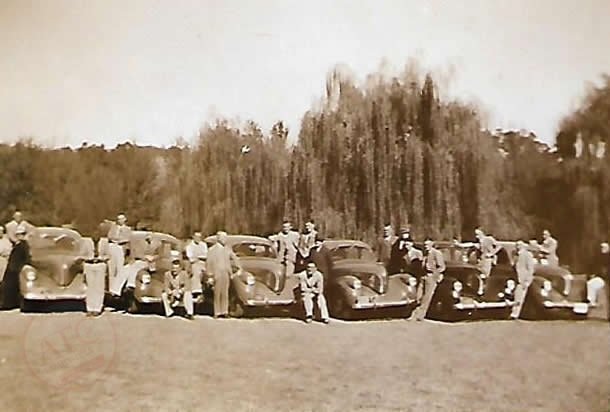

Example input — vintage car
[313,240,418,320]
[128,231,189,313]
[204,235,299,317]
[18,227,95,311]
[422,242,518,322]
[490,241,590,320]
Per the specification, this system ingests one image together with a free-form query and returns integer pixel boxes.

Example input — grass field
[0,310,608,412]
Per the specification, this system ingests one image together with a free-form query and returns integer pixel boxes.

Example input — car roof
[322,239,371,249]
[31,226,82,239]
[204,234,273,246]
[132,230,179,244]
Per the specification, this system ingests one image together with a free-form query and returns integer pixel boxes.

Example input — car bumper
[22,291,86,301]
[244,298,295,306]
[454,301,514,310]
[352,297,411,309]
[542,300,589,314]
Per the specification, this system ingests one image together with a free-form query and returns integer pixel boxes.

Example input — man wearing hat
[206,231,242,318]
[376,224,397,268]
[185,231,208,296]
[161,253,194,319]
[297,262,330,324]
[1,225,30,309]
[410,238,445,321]
[510,240,536,319]
[387,227,412,275]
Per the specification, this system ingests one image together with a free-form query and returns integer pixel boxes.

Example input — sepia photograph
[0,1,609,411]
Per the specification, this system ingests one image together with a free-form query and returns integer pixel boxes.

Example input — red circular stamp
[23,315,117,389]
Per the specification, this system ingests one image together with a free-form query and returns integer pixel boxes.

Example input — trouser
[107,243,126,279]
[283,261,295,278]
[84,262,107,313]
[162,291,194,317]
[479,257,494,278]
[213,272,230,317]
[190,261,206,294]
[562,273,573,295]
[109,260,146,296]
[511,278,532,319]
[0,256,7,283]
[413,274,440,320]
[586,277,606,305]
[302,292,329,320]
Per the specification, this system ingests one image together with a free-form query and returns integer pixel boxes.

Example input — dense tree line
[0,64,608,272]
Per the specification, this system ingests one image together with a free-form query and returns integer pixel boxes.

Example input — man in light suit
[539,230,559,266]
[376,224,397,268]
[297,262,330,324]
[185,231,208,295]
[161,254,194,319]
[5,211,34,244]
[411,239,446,321]
[276,221,300,278]
[107,213,132,281]
[510,240,536,319]
[206,231,241,318]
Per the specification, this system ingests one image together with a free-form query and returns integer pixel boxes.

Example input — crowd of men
[1,210,609,323]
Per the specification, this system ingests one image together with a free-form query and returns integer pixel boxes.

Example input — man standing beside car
[5,211,34,244]
[411,239,446,321]
[387,227,413,274]
[510,240,536,320]
[0,226,12,282]
[186,231,208,296]
[206,231,241,318]
[1,226,30,309]
[297,262,330,324]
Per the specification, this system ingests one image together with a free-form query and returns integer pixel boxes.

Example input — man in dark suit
[387,228,412,274]
[1,226,30,309]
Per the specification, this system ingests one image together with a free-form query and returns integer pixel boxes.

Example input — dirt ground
[0,309,608,412]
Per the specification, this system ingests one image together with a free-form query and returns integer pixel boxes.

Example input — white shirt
[186,240,208,262]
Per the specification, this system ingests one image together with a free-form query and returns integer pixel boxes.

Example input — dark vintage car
[204,235,299,317]
[18,227,95,311]
[313,240,418,320]
[490,242,590,320]
[128,231,189,312]
[422,242,518,322]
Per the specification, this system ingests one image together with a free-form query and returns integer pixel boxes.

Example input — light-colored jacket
[515,249,535,284]
[5,220,34,243]
[424,248,446,274]
[206,243,241,279]
[277,231,300,263]
[185,240,208,263]
[298,270,325,295]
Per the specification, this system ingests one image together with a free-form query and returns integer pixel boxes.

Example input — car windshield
[436,246,471,264]
[232,242,277,258]
[28,232,81,253]
[329,245,375,262]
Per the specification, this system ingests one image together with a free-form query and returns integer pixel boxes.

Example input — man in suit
[161,254,194,319]
[376,224,397,268]
[0,226,12,282]
[1,225,30,309]
[510,240,536,319]
[387,228,412,274]
[592,242,610,321]
[475,228,501,295]
[276,221,300,278]
[297,262,330,324]
[206,231,241,318]
[410,239,446,321]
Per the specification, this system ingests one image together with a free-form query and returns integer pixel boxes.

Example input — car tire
[127,297,140,314]
[19,296,33,313]
[229,295,245,318]
[333,297,355,320]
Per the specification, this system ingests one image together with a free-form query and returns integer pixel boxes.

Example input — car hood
[240,257,285,293]
[333,260,388,294]
[30,254,84,287]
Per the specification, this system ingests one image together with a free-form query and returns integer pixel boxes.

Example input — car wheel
[127,297,140,314]
[229,295,245,318]
[333,297,354,320]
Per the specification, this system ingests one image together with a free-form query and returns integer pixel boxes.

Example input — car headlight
[506,279,516,292]
[245,274,256,286]
[453,281,463,293]
[141,273,151,284]
[461,255,469,263]
[408,277,417,287]
[25,270,37,281]
[541,280,552,297]
[352,279,362,290]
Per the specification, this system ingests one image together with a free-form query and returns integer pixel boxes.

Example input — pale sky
[1,0,609,147]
